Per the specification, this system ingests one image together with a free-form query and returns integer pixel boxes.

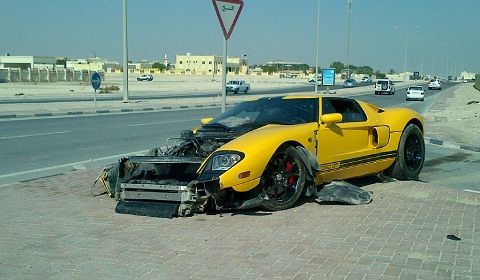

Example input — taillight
[421,91,424,95]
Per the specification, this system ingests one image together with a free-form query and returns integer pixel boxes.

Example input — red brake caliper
[285,160,294,185]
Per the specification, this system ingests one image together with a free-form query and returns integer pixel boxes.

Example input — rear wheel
[260,146,306,211]
[385,124,425,180]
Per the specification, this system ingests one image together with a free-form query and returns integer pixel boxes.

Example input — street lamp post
[346,0,352,78]
[396,26,419,82]
[421,40,426,78]
[122,0,129,103]
[314,0,320,93]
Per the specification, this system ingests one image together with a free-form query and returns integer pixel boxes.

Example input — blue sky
[1,0,479,75]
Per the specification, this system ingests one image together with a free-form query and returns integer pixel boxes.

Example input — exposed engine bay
[98,127,279,218]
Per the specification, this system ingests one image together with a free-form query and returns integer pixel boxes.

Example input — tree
[261,65,277,74]
[330,61,345,73]
[375,71,386,79]
[152,62,166,71]
[355,66,374,76]
[388,69,396,75]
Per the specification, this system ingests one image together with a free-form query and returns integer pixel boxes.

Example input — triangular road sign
[212,0,244,39]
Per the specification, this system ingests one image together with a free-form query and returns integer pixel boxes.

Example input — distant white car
[428,79,442,90]
[226,80,250,94]
[406,86,425,101]
[137,74,153,81]
[361,76,372,83]
[374,79,395,95]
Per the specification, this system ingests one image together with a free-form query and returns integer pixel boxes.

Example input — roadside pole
[91,72,101,108]
[122,0,129,103]
[222,38,227,112]
[212,0,244,113]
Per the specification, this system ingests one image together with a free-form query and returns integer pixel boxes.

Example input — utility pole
[122,0,129,102]
[346,0,352,78]
[314,0,320,93]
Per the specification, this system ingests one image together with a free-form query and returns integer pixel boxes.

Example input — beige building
[0,55,56,69]
[66,57,105,72]
[174,54,248,75]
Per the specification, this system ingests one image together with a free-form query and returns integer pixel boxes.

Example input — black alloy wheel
[385,124,425,180]
[260,146,306,211]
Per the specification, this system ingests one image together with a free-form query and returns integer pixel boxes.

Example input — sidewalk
[0,79,479,279]
[0,168,478,279]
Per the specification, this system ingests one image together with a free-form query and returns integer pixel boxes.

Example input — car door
[316,97,378,181]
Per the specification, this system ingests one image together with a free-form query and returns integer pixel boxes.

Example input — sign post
[321,68,335,94]
[91,72,101,108]
[212,0,244,112]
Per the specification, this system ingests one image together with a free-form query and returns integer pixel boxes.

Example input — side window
[322,98,336,114]
[323,98,367,123]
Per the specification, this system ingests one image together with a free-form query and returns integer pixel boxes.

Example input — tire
[385,124,425,180]
[244,88,249,94]
[234,89,239,94]
[260,146,306,211]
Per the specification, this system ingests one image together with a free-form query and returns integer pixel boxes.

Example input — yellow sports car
[100,95,425,217]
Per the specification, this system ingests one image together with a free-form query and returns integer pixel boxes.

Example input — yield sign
[212,0,244,39]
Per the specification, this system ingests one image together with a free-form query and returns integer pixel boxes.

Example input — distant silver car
[361,76,372,83]
[342,79,357,88]
[406,86,425,101]
[137,74,153,81]
[428,79,442,90]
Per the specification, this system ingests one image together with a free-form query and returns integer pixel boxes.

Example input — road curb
[0,103,227,119]
[425,137,480,153]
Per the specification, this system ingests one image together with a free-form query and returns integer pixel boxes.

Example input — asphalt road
[1,82,478,193]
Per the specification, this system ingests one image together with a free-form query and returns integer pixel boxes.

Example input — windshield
[409,86,423,90]
[205,97,319,129]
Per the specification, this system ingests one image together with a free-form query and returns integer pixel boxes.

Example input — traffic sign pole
[222,38,227,112]
[212,0,244,112]
[91,72,101,108]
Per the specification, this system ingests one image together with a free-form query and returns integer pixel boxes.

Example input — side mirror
[201,117,214,125]
[320,113,343,128]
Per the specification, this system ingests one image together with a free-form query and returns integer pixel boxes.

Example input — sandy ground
[1,74,479,148]
[0,74,314,112]
[422,83,480,148]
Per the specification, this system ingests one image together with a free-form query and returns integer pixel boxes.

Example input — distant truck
[226,80,250,94]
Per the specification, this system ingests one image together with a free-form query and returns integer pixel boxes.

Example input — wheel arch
[405,118,424,134]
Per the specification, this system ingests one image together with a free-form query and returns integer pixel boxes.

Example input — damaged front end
[97,129,266,218]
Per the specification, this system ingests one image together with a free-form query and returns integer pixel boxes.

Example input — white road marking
[0,131,71,140]
[0,150,148,180]
[463,189,480,194]
[128,119,197,127]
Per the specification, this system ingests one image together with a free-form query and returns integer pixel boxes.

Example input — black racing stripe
[341,151,397,168]
[321,150,397,173]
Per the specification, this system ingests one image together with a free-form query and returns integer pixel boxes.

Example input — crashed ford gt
[99,96,425,217]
